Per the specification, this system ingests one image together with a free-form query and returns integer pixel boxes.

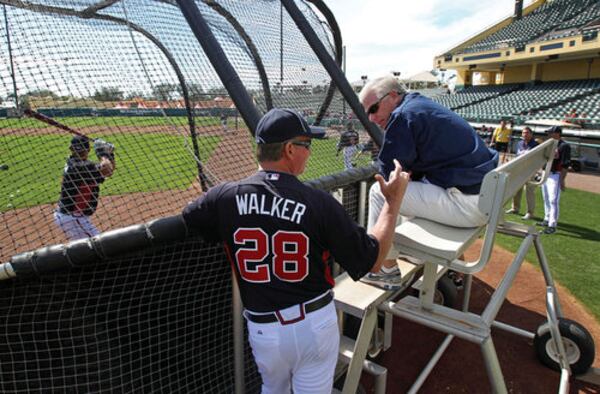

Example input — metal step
[381,295,491,344]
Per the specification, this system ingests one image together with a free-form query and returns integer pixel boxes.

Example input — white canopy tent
[403,71,439,89]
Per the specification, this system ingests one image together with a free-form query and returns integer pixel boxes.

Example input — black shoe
[544,227,556,234]
[537,220,548,227]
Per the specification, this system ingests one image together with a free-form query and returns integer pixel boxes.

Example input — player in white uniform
[539,126,570,234]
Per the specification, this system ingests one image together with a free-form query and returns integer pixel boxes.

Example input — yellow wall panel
[503,65,532,83]
[541,60,591,81]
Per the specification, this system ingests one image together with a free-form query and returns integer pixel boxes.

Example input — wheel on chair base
[434,275,459,308]
[534,318,595,375]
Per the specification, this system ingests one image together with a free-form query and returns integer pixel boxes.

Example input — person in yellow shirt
[491,120,512,163]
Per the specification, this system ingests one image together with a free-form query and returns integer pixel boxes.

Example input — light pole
[392,71,402,88]
[4,5,19,111]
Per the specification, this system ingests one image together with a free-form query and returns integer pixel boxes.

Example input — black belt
[245,291,333,325]
[57,208,85,217]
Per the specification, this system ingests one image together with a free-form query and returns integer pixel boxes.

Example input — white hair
[358,75,407,104]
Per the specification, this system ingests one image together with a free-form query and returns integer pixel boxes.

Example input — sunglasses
[367,91,393,115]
[290,140,312,149]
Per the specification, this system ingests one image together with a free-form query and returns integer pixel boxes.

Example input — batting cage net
[0,0,380,392]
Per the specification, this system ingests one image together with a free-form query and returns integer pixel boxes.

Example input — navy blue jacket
[378,93,498,194]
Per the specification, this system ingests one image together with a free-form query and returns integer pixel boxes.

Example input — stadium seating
[525,91,600,127]
[462,0,599,54]
[436,79,600,123]
[432,84,520,110]
[541,1,600,41]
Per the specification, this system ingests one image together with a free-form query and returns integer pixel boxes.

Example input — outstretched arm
[368,159,409,272]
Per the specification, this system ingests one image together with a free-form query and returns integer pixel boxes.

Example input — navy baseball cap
[255,108,326,144]
[546,126,562,135]
[70,135,90,152]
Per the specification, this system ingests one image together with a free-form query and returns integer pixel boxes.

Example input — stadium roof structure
[433,0,600,87]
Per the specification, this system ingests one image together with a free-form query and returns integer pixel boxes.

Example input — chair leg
[533,235,564,318]
[342,307,378,394]
[481,337,508,394]
[461,274,473,312]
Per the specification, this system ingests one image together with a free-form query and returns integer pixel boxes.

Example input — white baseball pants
[368,180,487,230]
[53,210,99,241]
[246,294,339,394]
[542,172,561,228]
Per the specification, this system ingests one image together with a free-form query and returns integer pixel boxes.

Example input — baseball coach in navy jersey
[182,108,409,394]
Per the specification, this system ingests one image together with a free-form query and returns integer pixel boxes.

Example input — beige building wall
[503,65,532,84]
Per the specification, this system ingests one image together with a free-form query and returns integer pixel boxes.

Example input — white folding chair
[377,138,595,393]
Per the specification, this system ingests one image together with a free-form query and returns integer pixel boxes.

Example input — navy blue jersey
[58,157,105,216]
[551,139,571,172]
[182,171,379,312]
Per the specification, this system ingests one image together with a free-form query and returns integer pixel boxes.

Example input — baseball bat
[23,108,87,138]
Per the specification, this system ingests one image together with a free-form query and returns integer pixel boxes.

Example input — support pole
[176,0,262,134]
[280,0,383,146]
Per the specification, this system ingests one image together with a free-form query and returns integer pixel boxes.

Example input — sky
[324,0,535,83]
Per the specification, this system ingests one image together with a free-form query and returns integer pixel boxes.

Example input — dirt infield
[0,126,255,261]
[361,240,600,393]
[567,170,600,194]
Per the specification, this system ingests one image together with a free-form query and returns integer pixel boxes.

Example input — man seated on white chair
[358,75,499,286]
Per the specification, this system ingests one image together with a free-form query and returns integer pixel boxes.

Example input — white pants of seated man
[542,172,561,228]
[368,179,487,231]
[246,298,339,394]
[53,210,99,241]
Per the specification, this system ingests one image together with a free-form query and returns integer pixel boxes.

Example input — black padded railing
[0,167,375,393]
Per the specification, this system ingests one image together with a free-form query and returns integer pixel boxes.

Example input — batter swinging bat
[24,108,115,163]
[23,108,88,138]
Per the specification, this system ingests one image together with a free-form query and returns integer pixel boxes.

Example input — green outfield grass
[499,187,600,320]
[6,125,596,323]
[240,136,372,182]
[0,116,224,129]
[0,133,219,210]
[301,137,373,180]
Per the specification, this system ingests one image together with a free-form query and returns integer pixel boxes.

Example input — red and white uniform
[183,170,379,393]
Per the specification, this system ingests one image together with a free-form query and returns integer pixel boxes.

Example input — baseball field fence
[0,0,383,392]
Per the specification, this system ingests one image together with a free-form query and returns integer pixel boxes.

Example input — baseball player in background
[359,75,498,282]
[506,126,538,220]
[539,126,570,234]
[338,130,361,169]
[53,135,115,240]
[182,108,409,394]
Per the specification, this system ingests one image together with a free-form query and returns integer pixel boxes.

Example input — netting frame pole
[3,4,19,110]
[176,0,262,134]
[203,0,273,110]
[305,0,343,126]
[281,0,383,146]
